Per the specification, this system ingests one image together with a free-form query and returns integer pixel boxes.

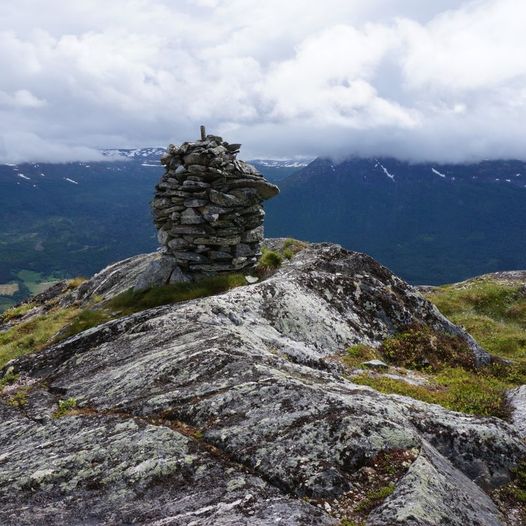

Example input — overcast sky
[1,0,525,163]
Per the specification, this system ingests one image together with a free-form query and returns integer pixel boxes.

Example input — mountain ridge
[1,152,526,310]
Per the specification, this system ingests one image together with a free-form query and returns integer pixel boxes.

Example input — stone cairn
[151,126,279,280]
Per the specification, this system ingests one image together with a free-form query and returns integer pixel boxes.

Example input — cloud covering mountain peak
[1,0,525,163]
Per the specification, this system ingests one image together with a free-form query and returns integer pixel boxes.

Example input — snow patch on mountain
[101,148,166,161]
[250,159,312,168]
[375,161,395,181]
[432,168,447,178]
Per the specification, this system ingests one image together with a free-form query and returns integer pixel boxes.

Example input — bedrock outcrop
[1,242,524,525]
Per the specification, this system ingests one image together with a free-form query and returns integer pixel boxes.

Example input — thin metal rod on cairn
[200,125,206,141]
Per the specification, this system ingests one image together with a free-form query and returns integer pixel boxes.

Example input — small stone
[172,251,207,263]
[184,198,208,208]
[184,152,209,165]
[152,198,172,209]
[187,164,209,174]
[209,251,234,261]
[168,266,191,284]
[157,229,170,245]
[182,180,210,191]
[242,226,264,243]
[134,255,178,291]
[193,236,241,246]
[362,360,389,370]
[235,243,256,257]
[180,208,204,225]
[168,238,191,251]
[209,189,242,207]
[170,225,207,235]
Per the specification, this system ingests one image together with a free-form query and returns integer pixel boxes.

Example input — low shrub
[7,387,30,409]
[380,324,475,371]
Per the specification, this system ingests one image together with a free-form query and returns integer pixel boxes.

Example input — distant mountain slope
[0,152,162,309]
[0,151,303,309]
[2,151,526,308]
[265,157,526,284]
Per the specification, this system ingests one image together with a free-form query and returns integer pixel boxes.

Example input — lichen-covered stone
[0,242,521,525]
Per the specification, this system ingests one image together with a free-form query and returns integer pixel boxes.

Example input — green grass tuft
[426,281,526,361]
[1,303,35,322]
[353,365,510,418]
[67,277,87,289]
[60,310,114,340]
[257,248,283,271]
[53,397,78,418]
[0,307,79,369]
[355,484,395,513]
[0,273,248,368]
[7,386,30,409]
[0,368,19,389]
[109,273,247,314]
[344,344,380,368]
[350,279,526,418]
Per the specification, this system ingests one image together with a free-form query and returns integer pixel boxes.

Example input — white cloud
[0,0,525,162]
[0,89,46,108]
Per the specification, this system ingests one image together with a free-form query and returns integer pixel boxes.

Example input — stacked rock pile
[151,130,279,276]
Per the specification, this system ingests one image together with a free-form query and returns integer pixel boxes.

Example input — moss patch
[7,386,30,409]
[0,307,79,369]
[355,484,395,513]
[0,273,249,370]
[426,280,526,362]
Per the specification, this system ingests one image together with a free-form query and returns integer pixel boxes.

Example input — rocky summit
[1,241,525,525]
[151,130,279,282]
